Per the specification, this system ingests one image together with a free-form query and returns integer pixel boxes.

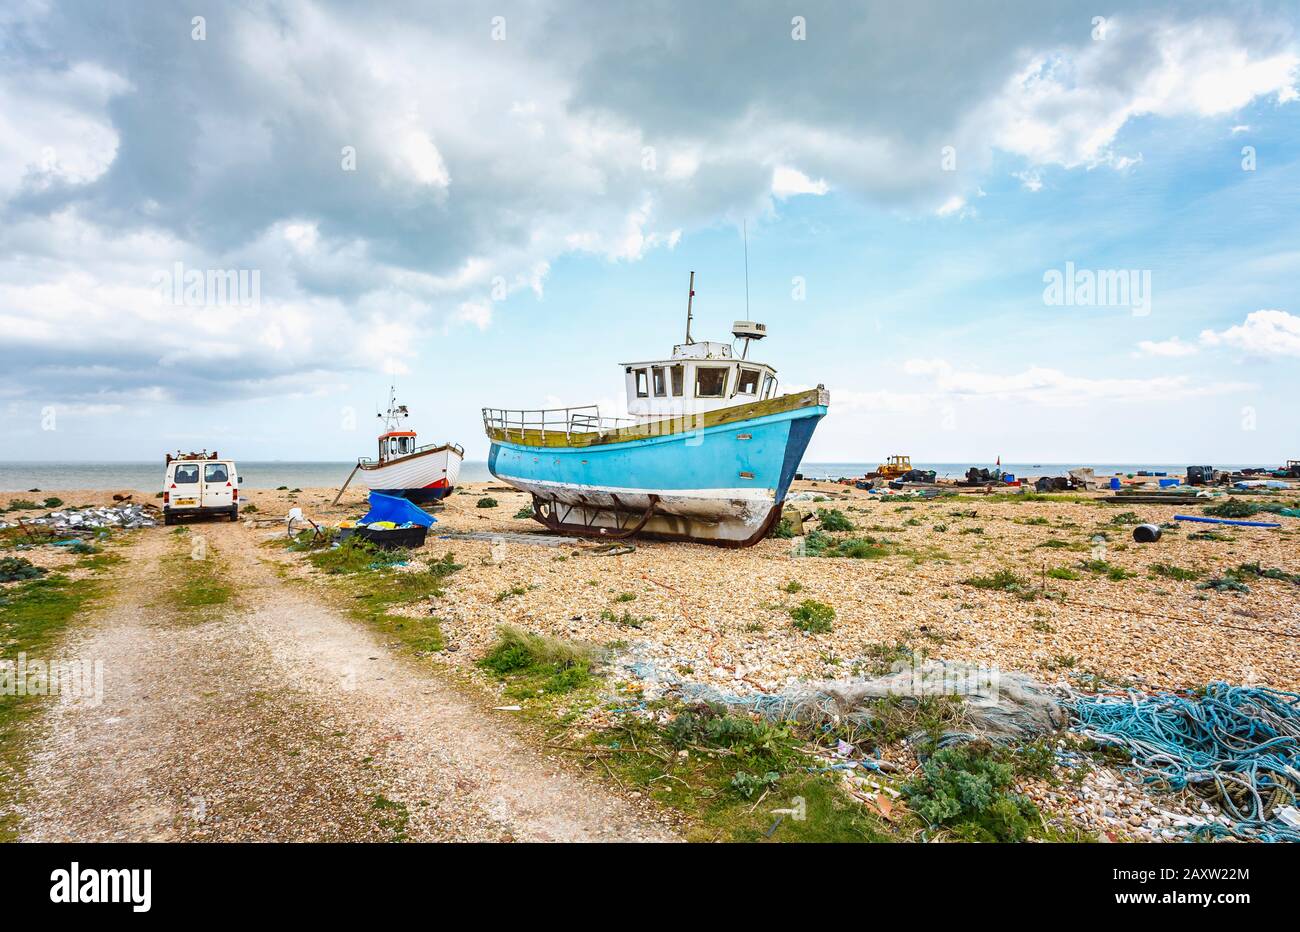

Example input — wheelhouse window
[204,463,229,483]
[761,374,776,399]
[173,464,199,484]
[670,364,684,396]
[736,368,760,395]
[634,368,649,398]
[652,366,667,397]
[695,366,728,398]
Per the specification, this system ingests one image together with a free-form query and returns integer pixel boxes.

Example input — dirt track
[14,523,675,842]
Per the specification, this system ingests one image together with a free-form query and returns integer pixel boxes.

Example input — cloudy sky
[1,0,1297,464]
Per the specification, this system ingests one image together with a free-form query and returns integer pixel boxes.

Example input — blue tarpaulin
[360,491,436,528]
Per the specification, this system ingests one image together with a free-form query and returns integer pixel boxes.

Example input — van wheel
[230,508,239,522]
[163,514,174,526]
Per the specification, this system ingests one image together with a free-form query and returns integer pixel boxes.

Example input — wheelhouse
[378,430,418,461]
[622,341,779,420]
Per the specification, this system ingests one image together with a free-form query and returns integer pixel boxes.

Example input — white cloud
[452,300,493,331]
[901,358,1251,406]
[771,166,829,198]
[1013,169,1043,191]
[1135,337,1199,358]
[986,20,1299,170]
[0,61,130,198]
[1,3,1296,414]
[935,195,969,218]
[1200,309,1300,357]
[396,126,451,189]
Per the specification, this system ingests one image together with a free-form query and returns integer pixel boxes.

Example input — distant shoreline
[0,460,1279,492]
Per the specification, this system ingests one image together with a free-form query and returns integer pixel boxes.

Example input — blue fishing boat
[482,275,829,546]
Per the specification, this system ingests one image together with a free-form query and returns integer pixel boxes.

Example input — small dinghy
[482,274,829,546]
[334,388,464,504]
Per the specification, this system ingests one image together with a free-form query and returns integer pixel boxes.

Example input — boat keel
[530,493,782,548]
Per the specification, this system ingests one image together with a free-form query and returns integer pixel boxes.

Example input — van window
[736,368,760,395]
[652,367,667,397]
[695,366,728,398]
[670,365,684,396]
[635,368,649,398]
[174,464,199,484]
[204,463,229,483]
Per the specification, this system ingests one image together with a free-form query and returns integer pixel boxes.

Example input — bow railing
[482,406,634,443]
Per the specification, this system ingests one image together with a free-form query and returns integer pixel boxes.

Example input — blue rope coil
[1071,684,1300,842]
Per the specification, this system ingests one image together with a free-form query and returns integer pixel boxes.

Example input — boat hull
[487,393,827,546]
[359,445,462,502]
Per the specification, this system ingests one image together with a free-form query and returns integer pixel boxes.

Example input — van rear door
[170,463,202,509]
[201,462,234,510]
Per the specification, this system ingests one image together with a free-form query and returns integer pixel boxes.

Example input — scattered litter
[1174,514,1281,528]
[0,503,157,532]
[581,542,636,557]
[437,530,574,547]
[1132,524,1162,543]
[493,705,522,712]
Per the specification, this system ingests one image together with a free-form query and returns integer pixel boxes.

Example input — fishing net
[631,659,1067,744]
[1071,684,1300,842]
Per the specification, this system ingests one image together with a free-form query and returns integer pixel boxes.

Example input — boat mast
[379,384,407,433]
[684,270,696,344]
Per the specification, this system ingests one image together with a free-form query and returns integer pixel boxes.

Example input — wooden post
[331,463,361,505]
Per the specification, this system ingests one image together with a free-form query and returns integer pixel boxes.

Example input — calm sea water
[0,460,1256,492]
[0,461,496,492]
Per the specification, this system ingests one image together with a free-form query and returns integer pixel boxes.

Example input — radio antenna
[743,221,750,318]
[684,270,696,344]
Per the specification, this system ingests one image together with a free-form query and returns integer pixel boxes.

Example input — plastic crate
[358,525,428,549]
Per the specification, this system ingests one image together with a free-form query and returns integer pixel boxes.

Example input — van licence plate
[175,498,197,506]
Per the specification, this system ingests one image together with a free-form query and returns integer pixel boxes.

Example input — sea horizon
[0,459,1278,492]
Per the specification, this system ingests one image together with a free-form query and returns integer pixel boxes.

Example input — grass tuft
[307,537,407,574]
[1149,563,1201,582]
[789,598,835,633]
[479,625,597,697]
[1078,559,1135,581]
[964,568,1029,592]
[0,557,46,583]
[1203,499,1259,518]
[815,508,854,532]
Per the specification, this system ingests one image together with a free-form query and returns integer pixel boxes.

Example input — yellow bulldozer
[872,455,912,480]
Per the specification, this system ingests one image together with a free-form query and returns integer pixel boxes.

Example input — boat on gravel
[482,277,829,546]
[334,388,463,504]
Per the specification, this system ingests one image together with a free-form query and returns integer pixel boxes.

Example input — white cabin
[621,323,779,420]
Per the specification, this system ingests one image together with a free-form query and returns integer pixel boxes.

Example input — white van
[162,454,241,525]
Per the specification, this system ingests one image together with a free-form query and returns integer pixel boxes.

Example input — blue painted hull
[488,403,826,545]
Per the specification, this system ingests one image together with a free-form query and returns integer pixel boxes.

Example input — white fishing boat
[334,388,464,504]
